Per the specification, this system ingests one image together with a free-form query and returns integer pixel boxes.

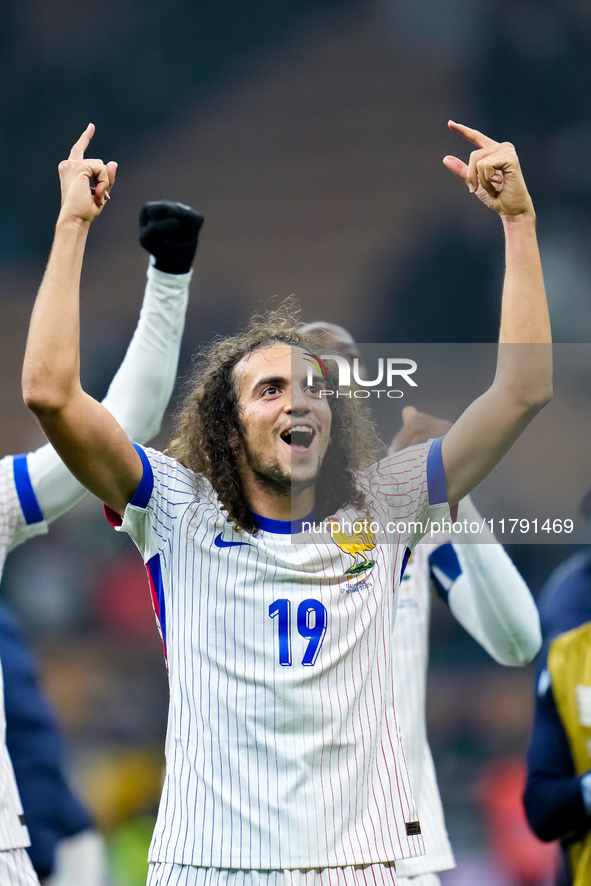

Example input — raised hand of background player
[443,121,534,218]
[139,201,204,274]
[58,123,117,224]
[388,405,452,455]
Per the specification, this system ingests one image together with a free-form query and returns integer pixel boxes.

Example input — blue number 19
[269,598,327,666]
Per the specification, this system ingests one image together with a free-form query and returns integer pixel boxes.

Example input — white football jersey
[0,455,48,581]
[113,439,450,869]
[391,509,540,879]
[393,543,455,878]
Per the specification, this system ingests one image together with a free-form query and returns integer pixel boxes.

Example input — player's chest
[170,535,401,672]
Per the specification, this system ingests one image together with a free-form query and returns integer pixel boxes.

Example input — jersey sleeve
[427,496,541,666]
[447,543,541,666]
[363,438,451,548]
[428,543,462,603]
[20,266,191,532]
[1,455,48,560]
[523,666,591,843]
[109,445,196,562]
[98,264,191,444]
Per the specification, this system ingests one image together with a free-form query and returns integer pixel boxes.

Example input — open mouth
[281,425,316,448]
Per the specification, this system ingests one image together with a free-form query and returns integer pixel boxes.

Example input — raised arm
[391,407,541,665]
[440,121,552,506]
[23,126,144,518]
[443,498,541,666]
[102,200,202,442]
[24,203,201,527]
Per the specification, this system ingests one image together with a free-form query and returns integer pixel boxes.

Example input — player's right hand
[58,124,117,224]
[139,201,204,274]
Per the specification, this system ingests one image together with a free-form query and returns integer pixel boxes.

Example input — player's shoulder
[539,550,591,640]
[135,445,194,499]
[378,440,433,470]
[138,444,218,508]
[360,441,433,490]
[543,551,591,599]
[139,445,192,479]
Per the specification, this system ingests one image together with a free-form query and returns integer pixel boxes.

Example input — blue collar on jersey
[250,507,316,535]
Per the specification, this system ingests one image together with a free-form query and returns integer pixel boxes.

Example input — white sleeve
[24,265,191,526]
[445,497,542,666]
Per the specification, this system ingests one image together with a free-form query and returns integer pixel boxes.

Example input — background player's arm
[439,122,552,506]
[22,126,145,518]
[392,409,541,665]
[434,498,541,666]
[24,204,201,527]
[523,669,591,843]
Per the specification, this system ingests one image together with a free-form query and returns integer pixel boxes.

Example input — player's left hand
[443,121,534,218]
[139,201,204,274]
[389,405,452,455]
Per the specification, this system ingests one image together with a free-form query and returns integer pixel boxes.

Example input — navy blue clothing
[537,550,591,654]
[524,671,589,843]
[523,551,591,884]
[0,603,94,878]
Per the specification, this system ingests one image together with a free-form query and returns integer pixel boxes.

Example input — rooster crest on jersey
[327,518,376,576]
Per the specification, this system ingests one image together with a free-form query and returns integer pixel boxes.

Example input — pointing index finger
[448,120,497,150]
[68,123,95,161]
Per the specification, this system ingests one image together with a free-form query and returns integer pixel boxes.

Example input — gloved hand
[139,201,204,274]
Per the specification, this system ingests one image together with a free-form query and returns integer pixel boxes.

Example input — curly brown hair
[168,299,381,534]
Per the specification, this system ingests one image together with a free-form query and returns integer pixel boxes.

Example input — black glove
[139,201,204,274]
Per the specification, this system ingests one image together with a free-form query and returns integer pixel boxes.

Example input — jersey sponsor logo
[214,532,252,549]
[327,517,376,576]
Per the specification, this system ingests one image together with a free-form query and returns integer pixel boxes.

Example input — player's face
[232,345,332,504]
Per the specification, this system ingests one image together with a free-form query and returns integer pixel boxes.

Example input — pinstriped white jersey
[147,863,404,886]
[0,455,48,852]
[392,543,454,878]
[113,439,450,868]
[0,455,48,584]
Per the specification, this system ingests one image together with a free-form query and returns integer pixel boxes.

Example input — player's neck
[244,483,315,522]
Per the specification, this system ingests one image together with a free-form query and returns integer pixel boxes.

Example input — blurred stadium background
[1,0,591,882]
